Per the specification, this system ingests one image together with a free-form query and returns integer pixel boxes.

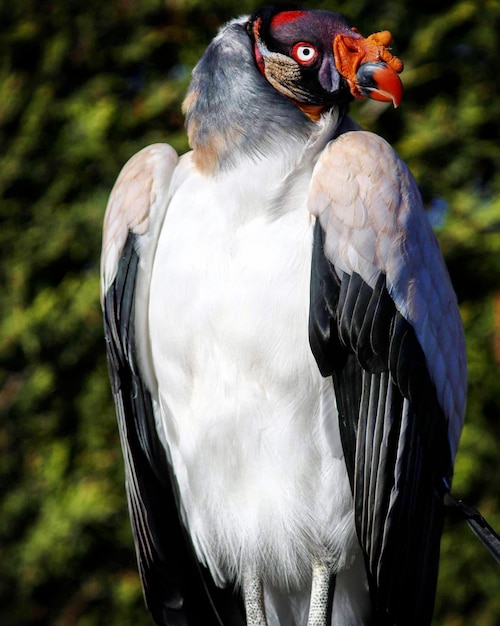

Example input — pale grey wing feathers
[101,144,177,297]
[309,130,466,454]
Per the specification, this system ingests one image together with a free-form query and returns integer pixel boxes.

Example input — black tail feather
[445,493,500,564]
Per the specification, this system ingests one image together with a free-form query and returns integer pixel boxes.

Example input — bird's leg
[307,558,335,626]
[242,570,268,626]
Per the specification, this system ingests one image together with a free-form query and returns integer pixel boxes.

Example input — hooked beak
[333,30,404,108]
[355,62,403,107]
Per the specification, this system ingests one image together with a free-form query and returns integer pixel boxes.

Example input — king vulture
[100,6,487,625]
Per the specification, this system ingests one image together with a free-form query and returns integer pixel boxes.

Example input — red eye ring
[291,42,318,65]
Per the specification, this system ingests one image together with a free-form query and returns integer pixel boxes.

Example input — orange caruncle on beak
[334,30,404,107]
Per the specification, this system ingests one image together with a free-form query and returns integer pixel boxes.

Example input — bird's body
[151,133,357,583]
[101,8,468,626]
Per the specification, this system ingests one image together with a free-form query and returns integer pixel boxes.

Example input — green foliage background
[0,0,499,624]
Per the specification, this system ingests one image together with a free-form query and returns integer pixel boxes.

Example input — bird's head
[183,6,404,173]
[247,6,403,120]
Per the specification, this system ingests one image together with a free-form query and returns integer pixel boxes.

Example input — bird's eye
[291,43,318,65]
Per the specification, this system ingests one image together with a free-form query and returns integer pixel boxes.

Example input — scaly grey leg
[307,559,335,626]
[243,570,268,626]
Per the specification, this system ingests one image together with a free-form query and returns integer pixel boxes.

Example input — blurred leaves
[0,0,498,625]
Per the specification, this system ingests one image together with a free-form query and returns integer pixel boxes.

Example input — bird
[100,6,469,626]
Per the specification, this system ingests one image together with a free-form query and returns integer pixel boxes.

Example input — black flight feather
[309,220,451,626]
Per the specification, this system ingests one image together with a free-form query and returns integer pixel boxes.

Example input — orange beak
[334,30,404,107]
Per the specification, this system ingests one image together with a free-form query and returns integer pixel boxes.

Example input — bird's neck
[183,17,346,176]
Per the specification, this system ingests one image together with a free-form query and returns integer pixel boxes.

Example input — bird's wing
[101,144,244,626]
[308,130,467,625]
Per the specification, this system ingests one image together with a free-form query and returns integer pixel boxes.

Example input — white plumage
[148,132,357,589]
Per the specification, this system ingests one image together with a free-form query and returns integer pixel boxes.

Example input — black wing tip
[445,493,500,564]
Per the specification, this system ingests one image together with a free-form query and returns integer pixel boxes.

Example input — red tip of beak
[357,62,403,108]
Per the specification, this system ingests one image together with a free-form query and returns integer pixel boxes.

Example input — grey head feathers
[183,17,317,174]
